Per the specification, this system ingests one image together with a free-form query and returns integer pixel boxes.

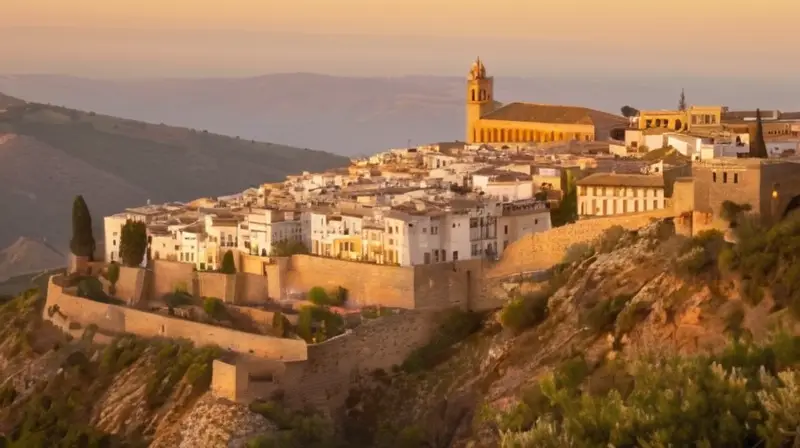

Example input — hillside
[0,95,348,269]
[3,217,800,446]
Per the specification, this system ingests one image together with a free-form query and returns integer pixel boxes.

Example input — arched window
[471,89,476,101]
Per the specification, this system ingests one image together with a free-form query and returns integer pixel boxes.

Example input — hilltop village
[44,59,800,411]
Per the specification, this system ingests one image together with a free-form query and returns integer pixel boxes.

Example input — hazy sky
[3,0,799,78]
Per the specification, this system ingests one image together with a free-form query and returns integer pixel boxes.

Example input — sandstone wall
[149,259,195,299]
[286,255,415,308]
[197,272,236,302]
[211,359,250,402]
[45,276,308,362]
[228,304,299,326]
[281,310,443,410]
[413,259,486,310]
[489,209,674,277]
[235,273,269,305]
[115,266,148,306]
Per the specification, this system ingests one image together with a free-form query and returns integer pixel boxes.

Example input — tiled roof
[480,102,628,130]
[481,102,594,125]
[577,173,664,188]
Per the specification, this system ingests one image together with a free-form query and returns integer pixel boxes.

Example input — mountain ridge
[0,93,348,276]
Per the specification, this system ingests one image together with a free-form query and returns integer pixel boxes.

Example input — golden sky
[3,0,799,77]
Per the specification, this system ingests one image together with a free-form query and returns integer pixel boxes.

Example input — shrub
[500,292,549,334]
[597,225,626,254]
[296,305,345,343]
[498,336,800,448]
[270,240,310,257]
[582,294,631,334]
[220,250,236,274]
[272,311,291,337]
[203,297,226,320]
[615,301,651,335]
[308,287,330,306]
[402,310,483,373]
[562,242,594,265]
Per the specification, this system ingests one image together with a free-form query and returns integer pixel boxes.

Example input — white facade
[578,178,666,217]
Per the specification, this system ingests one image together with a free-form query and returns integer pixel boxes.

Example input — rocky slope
[339,219,799,447]
[0,291,274,447]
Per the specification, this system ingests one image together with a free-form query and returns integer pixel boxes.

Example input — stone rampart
[115,266,148,306]
[150,259,195,299]
[235,273,269,305]
[488,209,674,278]
[286,255,416,308]
[281,310,444,410]
[44,276,308,362]
[196,272,236,302]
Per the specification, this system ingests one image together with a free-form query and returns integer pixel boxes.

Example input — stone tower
[465,57,494,143]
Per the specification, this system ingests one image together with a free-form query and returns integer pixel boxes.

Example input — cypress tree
[220,250,236,274]
[750,108,768,158]
[69,195,96,258]
[119,220,147,267]
[678,88,687,111]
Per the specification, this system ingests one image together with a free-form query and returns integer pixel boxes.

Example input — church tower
[465,57,494,143]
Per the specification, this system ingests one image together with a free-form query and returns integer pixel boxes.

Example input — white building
[577,173,666,217]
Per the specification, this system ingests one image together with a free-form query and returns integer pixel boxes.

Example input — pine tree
[678,89,687,111]
[119,220,147,267]
[220,250,236,274]
[69,195,96,258]
[750,108,769,158]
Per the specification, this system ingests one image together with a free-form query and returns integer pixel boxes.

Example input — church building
[465,58,628,145]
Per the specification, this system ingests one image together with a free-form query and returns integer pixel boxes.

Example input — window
[388,227,393,234]
[653,200,658,209]
[535,219,539,225]
[504,225,509,235]
[422,228,427,233]
[471,244,479,256]
[713,172,717,182]
[470,218,478,228]
[723,172,728,183]
[734,173,739,183]
[434,250,440,263]
[452,251,459,261]
[431,226,438,235]
[112,239,116,246]
[442,251,447,261]
[424,253,431,264]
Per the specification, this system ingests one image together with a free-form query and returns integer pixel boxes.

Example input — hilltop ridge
[0,93,349,274]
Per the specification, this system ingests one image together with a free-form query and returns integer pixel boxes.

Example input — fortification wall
[286,255,415,308]
[235,273,269,305]
[413,259,485,310]
[197,272,236,302]
[489,209,674,277]
[45,276,308,362]
[149,259,195,299]
[115,266,148,306]
[211,359,250,402]
[281,310,443,410]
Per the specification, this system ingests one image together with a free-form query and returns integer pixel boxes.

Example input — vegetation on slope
[0,288,223,447]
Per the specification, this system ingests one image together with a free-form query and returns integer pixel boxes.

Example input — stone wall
[286,255,415,308]
[281,310,444,410]
[235,273,269,305]
[489,209,674,277]
[149,259,195,299]
[45,276,308,362]
[211,359,250,402]
[197,272,236,302]
[413,259,486,310]
[115,266,148,306]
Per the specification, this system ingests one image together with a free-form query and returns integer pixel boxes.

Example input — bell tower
[465,57,494,143]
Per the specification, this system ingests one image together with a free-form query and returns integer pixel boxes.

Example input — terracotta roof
[577,173,664,188]
[481,102,595,125]
[480,102,628,131]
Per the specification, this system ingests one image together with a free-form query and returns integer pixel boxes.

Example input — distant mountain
[0,95,348,274]
[0,237,65,282]
[2,73,800,156]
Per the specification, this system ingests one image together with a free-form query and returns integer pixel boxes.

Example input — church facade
[465,58,628,145]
